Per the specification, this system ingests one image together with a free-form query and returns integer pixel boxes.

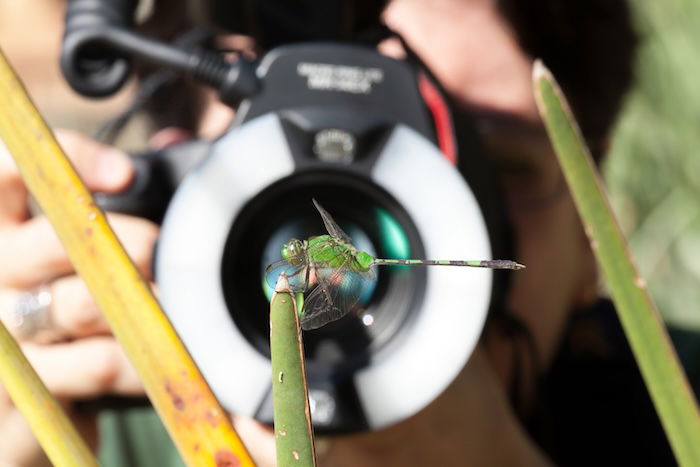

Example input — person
[0,0,675,465]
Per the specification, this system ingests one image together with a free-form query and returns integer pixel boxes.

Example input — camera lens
[220,170,426,375]
[259,217,378,308]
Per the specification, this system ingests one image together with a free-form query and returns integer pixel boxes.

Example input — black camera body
[62,2,511,433]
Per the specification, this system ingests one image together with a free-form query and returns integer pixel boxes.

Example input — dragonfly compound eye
[282,239,303,261]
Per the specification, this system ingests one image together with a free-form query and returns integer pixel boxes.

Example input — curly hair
[498,0,638,158]
[140,0,638,155]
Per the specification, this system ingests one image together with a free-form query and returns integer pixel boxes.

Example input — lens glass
[221,171,426,374]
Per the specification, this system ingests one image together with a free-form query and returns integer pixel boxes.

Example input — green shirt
[98,407,183,467]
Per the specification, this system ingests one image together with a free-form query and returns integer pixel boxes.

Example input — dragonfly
[265,199,524,331]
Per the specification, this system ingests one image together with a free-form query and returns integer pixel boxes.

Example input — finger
[0,130,134,228]
[50,275,110,339]
[0,278,159,342]
[39,276,157,341]
[0,278,107,343]
[22,337,144,398]
[0,214,159,288]
[105,213,160,281]
[0,216,72,287]
[54,129,134,193]
[232,415,277,467]
[0,139,29,226]
[148,127,191,150]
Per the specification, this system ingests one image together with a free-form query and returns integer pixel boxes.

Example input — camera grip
[94,155,173,224]
[94,140,210,223]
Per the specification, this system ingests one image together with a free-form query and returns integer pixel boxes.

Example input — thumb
[55,129,134,193]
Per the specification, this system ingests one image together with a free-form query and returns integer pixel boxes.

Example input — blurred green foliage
[606,0,700,331]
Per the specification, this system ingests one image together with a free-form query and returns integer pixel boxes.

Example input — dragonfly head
[281,238,304,266]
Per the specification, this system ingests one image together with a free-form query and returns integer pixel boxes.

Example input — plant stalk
[0,47,253,466]
[533,60,700,466]
[270,275,316,467]
[0,320,98,466]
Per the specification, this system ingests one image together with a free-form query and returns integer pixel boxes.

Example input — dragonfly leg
[304,261,311,290]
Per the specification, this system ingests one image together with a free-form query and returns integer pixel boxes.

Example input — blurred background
[0,0,149,151]
[1,0,698,334]
[606,0,700,333]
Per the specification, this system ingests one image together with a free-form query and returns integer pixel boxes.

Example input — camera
[61,0,513,433]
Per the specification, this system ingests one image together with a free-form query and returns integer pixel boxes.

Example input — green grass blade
[0,46,253,465]
[533,60,700,465]
[270,275,316,467]
[0,321,98,466]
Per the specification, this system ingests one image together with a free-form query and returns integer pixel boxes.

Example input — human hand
[0,129,155,466]
[317,346,552,466]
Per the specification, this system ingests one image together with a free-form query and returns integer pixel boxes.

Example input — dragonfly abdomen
[372,258,525,270]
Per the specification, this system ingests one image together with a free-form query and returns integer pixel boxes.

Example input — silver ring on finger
[13,284,53,340]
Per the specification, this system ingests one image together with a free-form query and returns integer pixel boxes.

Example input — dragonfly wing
[300,263,374,330]
[264,260,308,292]
[312,198,353,244]
[300,273,346,330]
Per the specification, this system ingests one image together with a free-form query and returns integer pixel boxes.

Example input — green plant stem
[0,321,97,466]
[0,46,253,466]
[270,275,316,467]
[533,60,700,466]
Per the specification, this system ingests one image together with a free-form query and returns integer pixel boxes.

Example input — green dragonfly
[265,199,524,330]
